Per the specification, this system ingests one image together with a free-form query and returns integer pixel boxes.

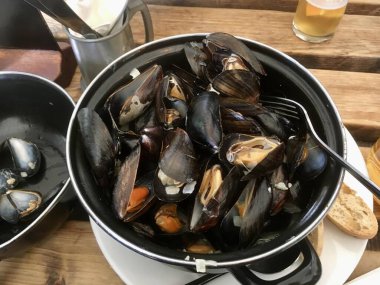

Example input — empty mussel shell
[6,137,41,178]
[0,189,42,224]
[0,168,21,194]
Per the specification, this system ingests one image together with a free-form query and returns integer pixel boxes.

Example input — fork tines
[259,98,300,120]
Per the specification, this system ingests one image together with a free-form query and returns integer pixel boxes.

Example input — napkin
[65,0,127,35]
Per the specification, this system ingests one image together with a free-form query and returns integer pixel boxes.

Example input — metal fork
[260,96,380,199]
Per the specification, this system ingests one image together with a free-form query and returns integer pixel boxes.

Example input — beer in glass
[292,0,348,42]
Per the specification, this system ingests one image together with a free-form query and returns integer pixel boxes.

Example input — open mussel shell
[220,177,271,249]
[153,128,198,202]
[6,138,41,178]
[106,64,163,130]
[0,168,21,194]
[77,108,115,193]
[212,69,261,104]
[156,74,189,129]
[0,189,42,224]
[190,162,245,232]
[113,144,155,222]
[186,91,222,153]
[204,32,266,76]
[220,134,284,180]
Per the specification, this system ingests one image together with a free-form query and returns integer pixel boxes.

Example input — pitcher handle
[125,0,154,43]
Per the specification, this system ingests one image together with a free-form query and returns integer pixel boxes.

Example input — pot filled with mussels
[67,33,345,283]
[0,72,75,259]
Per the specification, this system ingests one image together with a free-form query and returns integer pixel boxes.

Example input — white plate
[91,128,372,285]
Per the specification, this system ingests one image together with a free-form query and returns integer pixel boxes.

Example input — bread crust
[327,183,378,239]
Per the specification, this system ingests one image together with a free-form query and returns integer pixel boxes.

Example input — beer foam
[307,0,348,10]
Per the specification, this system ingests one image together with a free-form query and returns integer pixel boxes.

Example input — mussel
[113,145,155,222]
[190,162,244,232]
[154,128,198,202]
[186,91,222,153]
[0,189,42,224]
[220,134,284,180]
[154,203,186,234]
[6,138,41,178]
[106,64,163,131]
[77,108,116,193]
[220,177,271,248]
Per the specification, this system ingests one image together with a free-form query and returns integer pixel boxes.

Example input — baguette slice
[327,183,378,239]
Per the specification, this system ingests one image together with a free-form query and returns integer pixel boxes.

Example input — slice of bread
[308,221,324,256]
[327,183,378,239]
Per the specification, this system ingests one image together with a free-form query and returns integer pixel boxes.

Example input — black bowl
[67,34,345,271]
[0,72,75,258]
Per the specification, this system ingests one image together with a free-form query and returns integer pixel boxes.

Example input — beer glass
[292,0,348,43]
[367,138,380,206]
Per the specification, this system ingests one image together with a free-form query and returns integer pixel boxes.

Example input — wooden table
[1,0,380,284]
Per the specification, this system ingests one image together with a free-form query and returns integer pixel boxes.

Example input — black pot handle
[228,238,321,285]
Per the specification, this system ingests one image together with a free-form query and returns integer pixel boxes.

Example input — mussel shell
[159,128,198,183]
[106,64,163,128]
[212,69,261,104]
[113,144,154,222]
[254,111,288,141]
[6,137,41,178]
[77,108,115,192]
[130,105,158,134]
[190,164,245,232]
[140,126,164,164]
[184,42,209,80]
[269,164,290,216]
[205,32,266,76]
[0,168,21,194]
[296,136,328,181]
[219,134,284,180]
[241,141,285,181]
[0,189,42,224]
[220,107,263,136]
[239,177,271,248]
[186,91,222,153]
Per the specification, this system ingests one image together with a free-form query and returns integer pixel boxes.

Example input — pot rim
[67,33,346,268]
[0,71,74,250]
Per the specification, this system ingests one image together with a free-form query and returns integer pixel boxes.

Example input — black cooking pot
[66,34,345,284]
[0,72,76,259]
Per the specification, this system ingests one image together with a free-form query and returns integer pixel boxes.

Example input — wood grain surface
[138,5,380,73]
[145,0,380,16]
[0,221,124,285]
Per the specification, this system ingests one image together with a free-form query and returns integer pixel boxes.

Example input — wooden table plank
[145,0,380,16]
[310,70,380,142]
[141,5,380,73]
[0,221,124,285]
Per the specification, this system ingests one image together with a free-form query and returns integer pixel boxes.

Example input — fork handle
[312,134,380,199]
